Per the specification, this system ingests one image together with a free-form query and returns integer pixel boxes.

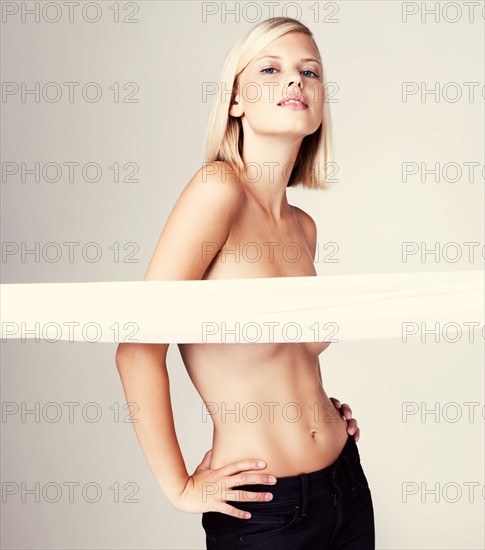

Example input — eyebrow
[254,55,322,66]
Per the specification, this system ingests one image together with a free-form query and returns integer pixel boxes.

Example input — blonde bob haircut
[203,17,334,190]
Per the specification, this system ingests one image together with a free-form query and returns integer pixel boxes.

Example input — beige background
[1,1,483,548]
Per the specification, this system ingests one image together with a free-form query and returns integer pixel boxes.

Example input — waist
[210,414,349,476]
[229,434,359,506]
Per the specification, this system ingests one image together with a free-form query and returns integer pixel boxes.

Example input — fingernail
[268,476,277,483]
[258,461,266,468]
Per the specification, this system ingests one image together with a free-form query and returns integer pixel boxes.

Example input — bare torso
[178,186,348,477]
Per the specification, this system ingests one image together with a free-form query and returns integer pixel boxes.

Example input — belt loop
[299,474,309,517]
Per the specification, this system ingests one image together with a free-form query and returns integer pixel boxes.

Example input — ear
[229,87,243,117]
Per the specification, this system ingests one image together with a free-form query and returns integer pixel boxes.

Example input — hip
[202,434,375,549]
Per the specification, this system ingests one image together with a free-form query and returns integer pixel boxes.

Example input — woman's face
[230,31,324,141]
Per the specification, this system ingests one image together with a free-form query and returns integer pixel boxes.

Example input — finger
[220,459,267,477]
[227,473,277,487]
[354,427,360,442]
[223,489,274,503]
[217,503,253,520]
[198,449,213,470]
[346,418,358,435]
[340,403,352,419]
[329,397,341,408]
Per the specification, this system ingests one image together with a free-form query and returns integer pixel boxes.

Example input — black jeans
[201,434,375,549]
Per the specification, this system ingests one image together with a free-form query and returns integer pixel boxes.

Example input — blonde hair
[203,17,334,189]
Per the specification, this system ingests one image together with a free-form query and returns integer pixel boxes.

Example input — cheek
[246,85,278,108]
[308,83,324,105]
[242,94,277,120]
[241,78,283,106]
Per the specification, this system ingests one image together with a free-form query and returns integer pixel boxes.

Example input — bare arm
[115,163,243,508]
[115,343,187,505]
[117,167,285,519]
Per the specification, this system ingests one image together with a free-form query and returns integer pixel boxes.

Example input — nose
[285,79,302,96]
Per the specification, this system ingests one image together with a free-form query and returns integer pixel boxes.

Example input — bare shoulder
[291,205,317,260]
[142,161,244,282]
[186,161,244,198]
[291,205,317,237]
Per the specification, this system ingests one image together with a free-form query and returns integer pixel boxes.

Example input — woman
[115,16,375,549]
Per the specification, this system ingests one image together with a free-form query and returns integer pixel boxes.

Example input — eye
[302,70,319,78]
[261,67,277,74]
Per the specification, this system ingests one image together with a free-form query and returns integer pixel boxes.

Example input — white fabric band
[1,270,483,344]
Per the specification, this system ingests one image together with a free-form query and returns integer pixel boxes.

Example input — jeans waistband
[232,434,358,511]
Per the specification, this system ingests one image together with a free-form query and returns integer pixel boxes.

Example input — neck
[238,130,303,221]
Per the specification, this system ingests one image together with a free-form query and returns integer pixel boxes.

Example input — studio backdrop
[1,1,483,549]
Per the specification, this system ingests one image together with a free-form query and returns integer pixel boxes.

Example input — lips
[278,94,308,107]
